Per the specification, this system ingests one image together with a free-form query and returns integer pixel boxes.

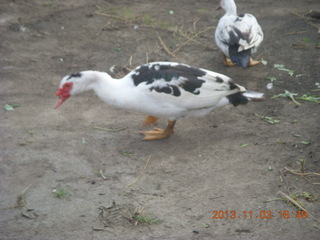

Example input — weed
[143,14,154,25]
[130,206,160,225]
[303,37,311,44]
[132,215,160,224]
[299,157,307,173]
[4,104,20,111]
[53,187,67,199]
[266,76,276,82]
[261,58,268,65]
[272,90,301,105]
[297,93,320,103]
[274,64,294,76]
[240,144,249,148]
[255,114,280,124]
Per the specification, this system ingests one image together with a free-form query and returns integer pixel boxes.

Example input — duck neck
[84,71,127,107]
[222,0,237,15]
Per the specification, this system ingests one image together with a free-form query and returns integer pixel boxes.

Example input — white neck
[222,0,237,15]
[76,71,131,107]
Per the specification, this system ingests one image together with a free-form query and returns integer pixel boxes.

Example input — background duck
[215,0,264,68]
[55,62,264,140]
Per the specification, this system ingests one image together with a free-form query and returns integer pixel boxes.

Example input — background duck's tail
[229,46,251,68]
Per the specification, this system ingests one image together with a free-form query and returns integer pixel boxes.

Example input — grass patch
[255,114,281,124]
[297,93,320,103]
[53,187,68,199]
[129,206,161,225]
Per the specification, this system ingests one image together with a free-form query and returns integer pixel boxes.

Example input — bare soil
[1,0,320,239]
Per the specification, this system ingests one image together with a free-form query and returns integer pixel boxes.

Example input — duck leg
[143,115,158,125]
[223,55,236,67]
[140,120,176,140]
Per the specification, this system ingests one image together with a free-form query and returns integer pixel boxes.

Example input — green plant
[132,215,160,224]
[272,90,301,105]
[274,64,294,76]
[53,187,67,199]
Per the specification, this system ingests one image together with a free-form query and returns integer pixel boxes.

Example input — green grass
[274,64,294,76]
[272,90,301,105]
[255,114,280,124]
[53,187,68,199]
[297,93,320,103]
[132,215,161,224]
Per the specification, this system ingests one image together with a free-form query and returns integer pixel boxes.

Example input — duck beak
[54,89,70,109]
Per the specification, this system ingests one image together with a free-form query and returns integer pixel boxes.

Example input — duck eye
[65,84,70,88]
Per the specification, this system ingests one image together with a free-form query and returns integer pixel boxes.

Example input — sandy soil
[1,0,320,239]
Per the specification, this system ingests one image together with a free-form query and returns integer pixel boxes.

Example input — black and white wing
[129,62,246,109]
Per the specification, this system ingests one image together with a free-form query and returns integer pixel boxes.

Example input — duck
[54,62,264,140]
[215,0,264,68]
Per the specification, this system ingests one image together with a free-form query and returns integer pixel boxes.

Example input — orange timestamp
[211,210,308,220]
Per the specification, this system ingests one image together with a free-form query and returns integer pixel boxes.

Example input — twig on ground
[285,31,308,35]
[277,191,320,223]
[93,126,127,132]
[291,11,320,33]
[99,169,107,180]
[279,170,290,194]
[120,155,152,193]
[158,36,176,57]
[173,26,215,54]
[17,184,32,207]
[284,166,320,177]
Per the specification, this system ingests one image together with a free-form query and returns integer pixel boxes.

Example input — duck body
[215,0,263,67]
[55,62,264,140]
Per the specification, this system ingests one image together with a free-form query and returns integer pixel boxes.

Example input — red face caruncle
[54,82,73,109]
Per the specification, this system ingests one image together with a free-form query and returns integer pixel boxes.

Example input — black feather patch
[216,76,224,83]
[67,72,82,80]
[228,81,239,90]
[227,92,249,106]
[229,47,251,68]
[131,63,206,97]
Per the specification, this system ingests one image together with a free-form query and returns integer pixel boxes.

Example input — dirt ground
[1,0,320,239]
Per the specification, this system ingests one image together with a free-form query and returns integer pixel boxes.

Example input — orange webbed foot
[140,120,176,140]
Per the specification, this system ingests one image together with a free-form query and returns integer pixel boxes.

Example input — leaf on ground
[272,90,301,105]
[240,144,249,148]
[261,58,268,65]
[274,64,294,76]
[4,104,20,111]
[266,76,277,82]
[255,113,280,124]
[297,94,320,103]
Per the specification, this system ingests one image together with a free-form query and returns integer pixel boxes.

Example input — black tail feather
[229,46,251,68]
[227,92,249,106]
[228,91,265,106]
